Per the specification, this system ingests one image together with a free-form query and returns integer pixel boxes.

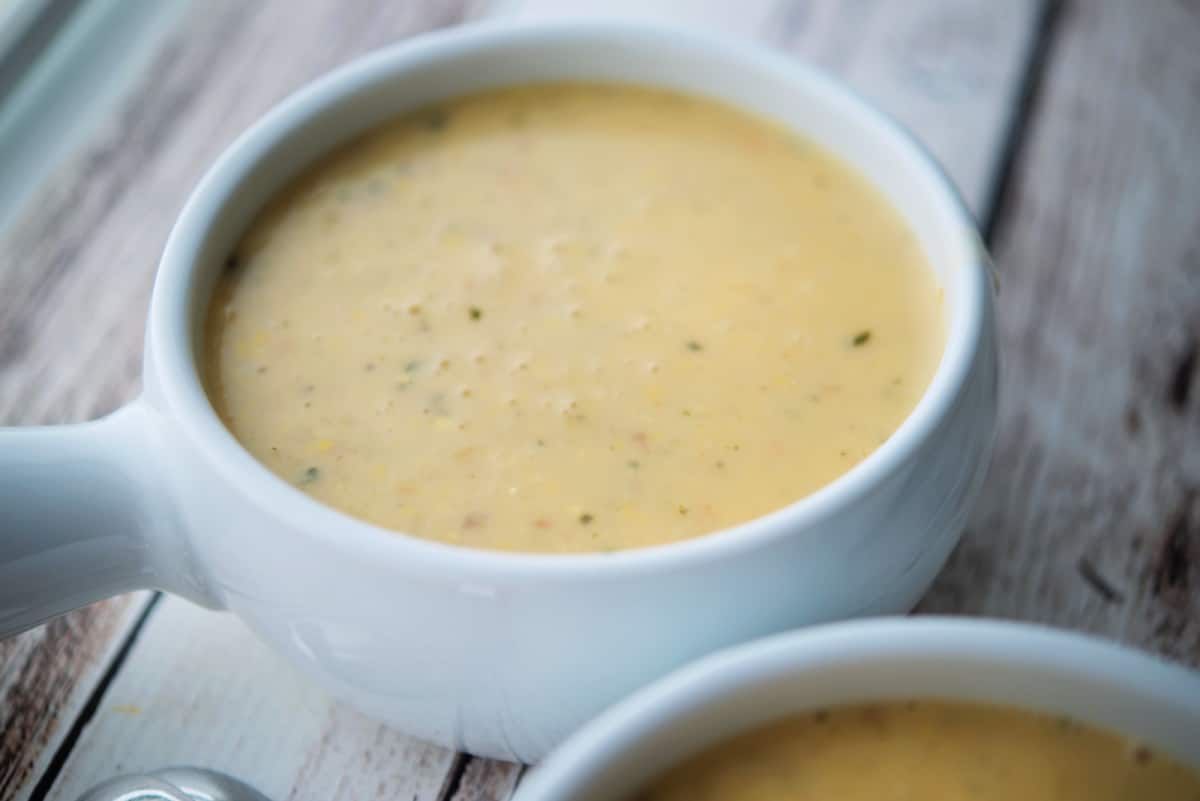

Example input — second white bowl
[515,618,1200,801]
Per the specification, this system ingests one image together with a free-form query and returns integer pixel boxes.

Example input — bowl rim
[513,617,1200,800]
[150,19,989,577]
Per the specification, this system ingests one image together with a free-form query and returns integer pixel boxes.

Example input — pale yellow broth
[204,83,943,553]
[637,701,1200,801]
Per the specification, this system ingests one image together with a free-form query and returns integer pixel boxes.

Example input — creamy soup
[636,701,1200,801]
[204,83,943,553]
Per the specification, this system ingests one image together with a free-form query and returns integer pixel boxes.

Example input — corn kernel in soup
[204,83,944,553]
[636,701,1200,801]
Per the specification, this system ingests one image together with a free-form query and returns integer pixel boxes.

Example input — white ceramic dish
[0,22,997,760]
[515,618,1200,801]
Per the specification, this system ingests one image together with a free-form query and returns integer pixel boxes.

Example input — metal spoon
[75,766,271,801]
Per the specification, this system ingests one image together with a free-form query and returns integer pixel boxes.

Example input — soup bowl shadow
[0,21,996,760]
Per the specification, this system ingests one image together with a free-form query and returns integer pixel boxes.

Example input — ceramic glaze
[513,621,1200,801]
[0,23,997,760]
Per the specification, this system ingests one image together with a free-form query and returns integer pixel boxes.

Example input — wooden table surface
[1,0,1197,799]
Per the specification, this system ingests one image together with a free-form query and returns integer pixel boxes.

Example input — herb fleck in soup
[204,83,944,552]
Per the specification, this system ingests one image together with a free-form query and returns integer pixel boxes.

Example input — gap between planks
[918,0,1200,661]
[24,595,163,801]
[37,598,524,801]
[0,593,151,801]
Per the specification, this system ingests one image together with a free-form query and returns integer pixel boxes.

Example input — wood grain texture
[41,598,460,801]
[0,595,148,801]
[446,757,524,801]
[920,0,1200,665]
[0,0,466,423]
[480,0,1045,219]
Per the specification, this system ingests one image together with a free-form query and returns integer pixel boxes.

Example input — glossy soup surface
[637,701,1200,801]
[204,83,944,552]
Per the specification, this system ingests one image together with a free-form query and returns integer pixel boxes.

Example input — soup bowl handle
[0,399,220,639]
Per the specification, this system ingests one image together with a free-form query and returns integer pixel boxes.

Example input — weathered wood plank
[448,758,524,801]
[3,635,524,801]
[42,598,460,801]
[0,595,149,801]
[0,0,188,235]
[479,0,1046,219]
[920,0,1200,666]
[0,0,468,423]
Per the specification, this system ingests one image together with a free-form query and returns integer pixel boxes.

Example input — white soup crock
[0,21,996,761]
